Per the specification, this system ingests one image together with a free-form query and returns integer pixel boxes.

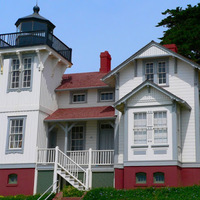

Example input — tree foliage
[157,4,200,64]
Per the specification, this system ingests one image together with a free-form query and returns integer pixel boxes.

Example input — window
[157,61,166,84]
[145,62,154,81]
[100,91,114,102]
[136,172,146,184]
[133,113,147,144]
[154,111,167,143]
[6,116,26,154]
[8,174,18,185]
[71,126,84,150]
[9,57,33,91]
[72,93,86,103]
[144,59,168,85]
[153,172,165,184]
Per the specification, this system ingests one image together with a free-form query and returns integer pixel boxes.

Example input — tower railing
[0,30,72,62]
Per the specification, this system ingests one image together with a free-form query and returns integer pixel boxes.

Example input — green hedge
[83,185,200,200]
[0,193,55,200]
[62,185,84,197]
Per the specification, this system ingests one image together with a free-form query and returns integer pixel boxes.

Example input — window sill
[134,183,148,187]
[151,144,169,148]
[7,88,32,93]
[131,145,148,148]
[152,183,165,187]
[7,184,18,187]
[5,149,23,154]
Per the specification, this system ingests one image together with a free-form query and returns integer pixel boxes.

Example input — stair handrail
[37,180,59,200]
[57,148,88,190]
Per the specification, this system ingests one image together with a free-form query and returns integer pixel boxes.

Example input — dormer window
[145,62,154,81]
[71,91,87,104]
[143,59,168,86]
[8,56,33,92]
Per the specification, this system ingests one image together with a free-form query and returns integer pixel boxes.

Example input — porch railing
[37,148,114,166]
[66,149,114,166]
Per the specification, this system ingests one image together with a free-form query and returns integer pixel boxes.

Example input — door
[99,123,114,150]
[48,130,57,148]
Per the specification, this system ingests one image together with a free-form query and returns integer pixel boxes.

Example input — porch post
[53,146,59,192]
[88,148,92,189]
[64,123,68,154]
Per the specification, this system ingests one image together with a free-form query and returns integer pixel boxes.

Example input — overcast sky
[0,0,199,73]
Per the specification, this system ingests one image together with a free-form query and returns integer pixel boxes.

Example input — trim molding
[0,163,36,169]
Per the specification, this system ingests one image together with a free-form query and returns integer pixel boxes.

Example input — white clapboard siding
[138,46,168,58]
[119,61,143,99]
[0,111,39,164]
[39,57,65,113]
[58,89,114,109]
[0,58,41,113]
[117,55,197,163]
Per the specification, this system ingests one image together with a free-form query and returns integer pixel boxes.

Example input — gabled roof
[102,40,200,82]
[45,106,115,122]
[114,80,191,112]
[56,72,109,91]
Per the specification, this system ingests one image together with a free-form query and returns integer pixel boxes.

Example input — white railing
[57,148,87,189]
[37,148,56,164]
[66,149,114,166]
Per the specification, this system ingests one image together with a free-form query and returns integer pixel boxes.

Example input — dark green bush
[83,185,200,200]
[62,185,84,197]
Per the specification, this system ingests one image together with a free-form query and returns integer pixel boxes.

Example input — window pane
[158,62,166,84]
[154,111,167,143]
[71,126,84,151]
[10,59,20,89]
[73,94,86,103]
[145,63,154,81]
[23,58,32,88]
[100,92,114,101]
[9,119,24,149]
[153,172,165,183]
[134,113,147,144]
[136,173,146,184]
[8,174,18,184]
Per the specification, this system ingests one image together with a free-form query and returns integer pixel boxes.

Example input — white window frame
[99,91,114,102]
[6,116,26,154]
[143,59,169,86]
[72,93,86,103]
[133,112,147,144]
[70,125,85,151]
[8,56,33,92]
[153,111,168,144]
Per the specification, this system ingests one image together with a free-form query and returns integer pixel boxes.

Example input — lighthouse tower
[0,5,72,196]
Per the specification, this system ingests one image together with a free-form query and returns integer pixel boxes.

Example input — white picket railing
[37,148,56,164]
[66,149,114,166]
[57,148,87,189]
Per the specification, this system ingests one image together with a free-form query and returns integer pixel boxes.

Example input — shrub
[83,185,200,200]
[62,185,84,197]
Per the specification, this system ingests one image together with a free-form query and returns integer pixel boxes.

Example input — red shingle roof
[56,72,108,90]
[45,106,115,121]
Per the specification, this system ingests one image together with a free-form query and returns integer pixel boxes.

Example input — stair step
[62,198,82,200]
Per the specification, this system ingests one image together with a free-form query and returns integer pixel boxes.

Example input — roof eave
[44,116,116,122]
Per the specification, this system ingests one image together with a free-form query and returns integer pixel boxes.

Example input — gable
[137,46,168,58]
[127,86,172,107]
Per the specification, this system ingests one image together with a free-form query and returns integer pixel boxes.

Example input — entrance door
[48,130,57,148]
[99,123,114,150]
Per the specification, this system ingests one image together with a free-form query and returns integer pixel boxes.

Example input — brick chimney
[163,44,178,53]
[100,51,111,73]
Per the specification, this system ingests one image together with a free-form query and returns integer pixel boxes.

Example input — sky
[0,0,199,74]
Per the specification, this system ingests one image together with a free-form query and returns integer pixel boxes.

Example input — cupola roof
[15,5,55,30]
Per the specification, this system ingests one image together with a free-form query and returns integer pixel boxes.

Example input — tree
[156,4,200,64]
